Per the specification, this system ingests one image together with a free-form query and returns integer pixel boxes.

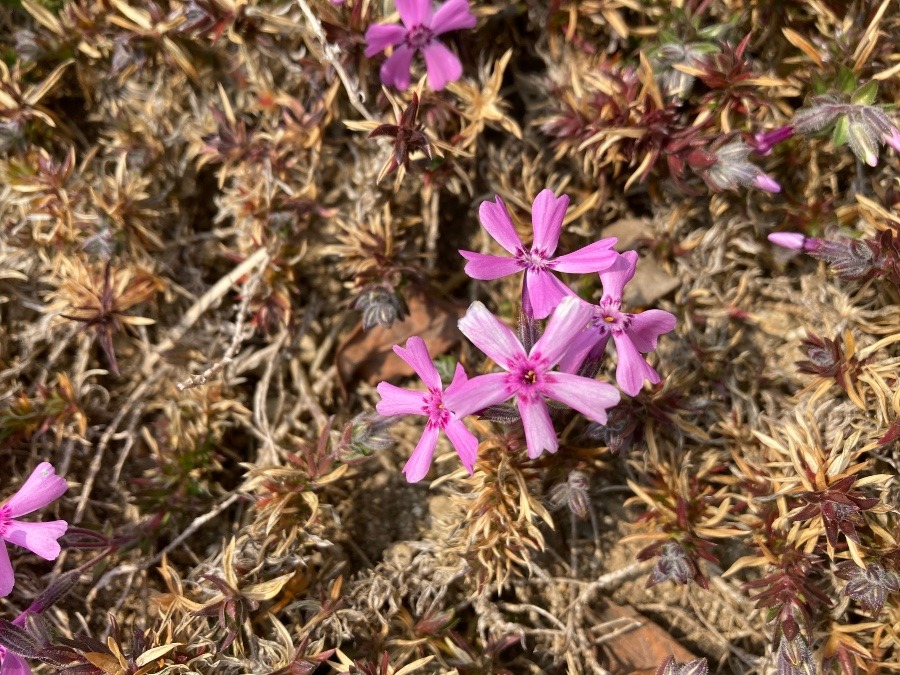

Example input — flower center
[0,505,10,537]
[592,298,631,335]
[423,390,450,427]
[515,246,554,271]
[405,24,434,50]
[506,355,549,400]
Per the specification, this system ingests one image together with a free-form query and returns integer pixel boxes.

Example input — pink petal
[396,0,431,27]
[2,652,31,674]
[447,362,469,391]
[753,174,781,193]
[429,0,476,34]
[376,382,427,416]
[4,463,67,518]
[3,519,67,560]
[531,296,593,367]
[612,333,660,397]
[479,195,522,254]
[885,128,900,152]
[552,238,618,273]
[627,309,676,353]
[598,250,638,301]
[767,232,807,251]
[403,424,440,483]
[524,267,572,320]
[444,372,515,418]
[422,40,462,90]
[444,418,478,474]
[530,189,569,255]
[517,397,557,458]
[364,23,407,57]
[0,543,12,597]
[459,250,522,280]
[457,301,526,369]
[556,329,603,374]
[542,372,619,424]
[379,44,416,90]
[393,336,440,390]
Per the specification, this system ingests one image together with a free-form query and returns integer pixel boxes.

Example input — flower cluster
[376,189,676,481]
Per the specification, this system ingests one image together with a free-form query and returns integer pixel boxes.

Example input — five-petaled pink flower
[377,336,478,482]
[0,462,68,597]
[365,0,476,91]
[558,251,676,397]
[444,297,620,459]
[460,189,618,319]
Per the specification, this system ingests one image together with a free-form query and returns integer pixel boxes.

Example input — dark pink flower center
[506,354,549,401]
[422,389,450,428]
[0,505,10,537]
[405,24,434,50]
[592,297,632,336]
[515,246,555,271]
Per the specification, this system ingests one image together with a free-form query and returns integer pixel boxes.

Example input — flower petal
[2,651,31,674]
[552,238,618,273]
[542,372,620,424]
[430,0,477,34]
[612,333,661,396]
[422,41,462,91]
[457,301,525,369]
[627,309,676,353]
[376,382,426,416]
[393,336,440,390]
[364,23,407,57]
[402,424,440,483]
[0,543,12,597]
[598,250,638,301]
[524,267,572,320]
[396,0,431,27]
[444,418,478,474]
[443,373,515,418]
[530,189,569,255]
[459,250,522,279]
[517,397,557,458]
[556,327,603,374]
[4,463,67,518]
[379,44,416,90]
[531,296,593,367]
[3,519,67,560]
[479,195,522,254]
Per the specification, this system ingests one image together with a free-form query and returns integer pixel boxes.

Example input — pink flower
[767,232,822,252]
[558,252,676,397]
[376,337,478,482]
[460,189,618,319]
[364,0,476,91]
[444,297,620,459]
[0,463,68,597]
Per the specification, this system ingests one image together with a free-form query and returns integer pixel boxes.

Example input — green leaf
[836,67,857,95]
[851,81,878,106]
[832,115,850,148]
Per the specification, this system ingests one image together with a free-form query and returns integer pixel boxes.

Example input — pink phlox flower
[364,0,476,91]
[0,648,29,674]
[0,463,68,597]
[558,252,676,397]
[460,189,618,319]
[444,296,620,459]
[376,336,478,482]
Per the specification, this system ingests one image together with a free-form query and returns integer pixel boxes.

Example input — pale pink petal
[531,296,593,367]
[767,232,807,251]
[364,24,408,57]
[753,174,781,193]
[403,424,440,483]
[444,418,478,474]
[612,333,660,397]
[530,189,569,255]
[542,372,619,424]
[627,309,676,353]
[479,195,522,254]
[422,40,462,90]
[2,652,31,674]
[457,301,526,368]
[524,268,572,320]
[552,238,618,273]
[459,250,522,279]
[556,329,603,374]
[376,382,427,416]
[517,397,558,458]
[447,362,468,391]
[4,463,67,518]
[429,0,476,34]
[885,128,900,152]
[3,519,67,560]
[443,373,515,418]
[598,250,638,301]
[379,44,416,90]
[0,543,12,597]
[393,336,440,390]
[396,0,431,27]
